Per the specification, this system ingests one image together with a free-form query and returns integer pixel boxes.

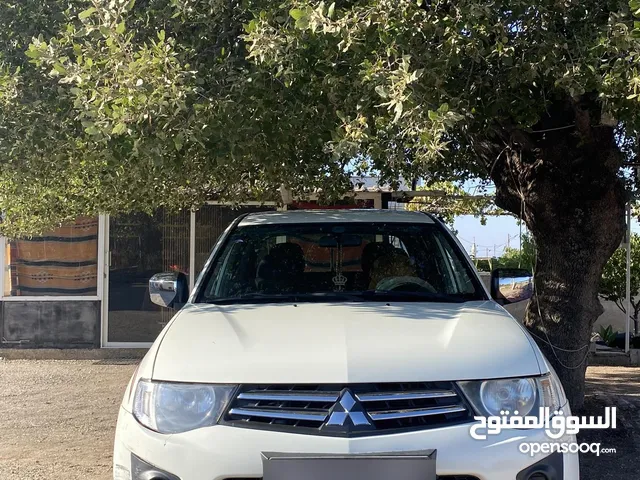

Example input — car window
[197,222,484,304]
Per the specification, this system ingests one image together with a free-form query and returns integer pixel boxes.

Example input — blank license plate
[262,450,437,480]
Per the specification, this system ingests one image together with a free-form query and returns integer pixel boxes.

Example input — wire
[527,329,591,353]
[529,124,576,133]
[532,279,591,370]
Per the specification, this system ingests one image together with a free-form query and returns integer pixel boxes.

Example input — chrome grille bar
[224,382,472,435]
[356,390,457,402]
[228,408,329,422]
[238,391,340,403]
[369,405,467,421]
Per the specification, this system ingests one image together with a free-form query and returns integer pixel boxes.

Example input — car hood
[151,301,542,384]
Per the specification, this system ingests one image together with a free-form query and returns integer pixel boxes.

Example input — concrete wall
[0,301,100,348]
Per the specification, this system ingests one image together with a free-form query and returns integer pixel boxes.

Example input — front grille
[223,382,472,436]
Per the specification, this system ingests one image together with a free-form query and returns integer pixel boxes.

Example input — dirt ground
[0,359,136,480]
[0,360,638,480]
[581,366,640,480]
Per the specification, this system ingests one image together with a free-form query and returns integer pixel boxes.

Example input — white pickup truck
[113,209,578,480]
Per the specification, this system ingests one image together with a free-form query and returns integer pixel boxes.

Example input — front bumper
[113,407,579,480]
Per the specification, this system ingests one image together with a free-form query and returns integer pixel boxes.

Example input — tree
[600,233,640,335]
[2,0,640,407]
[241,0,635,409]
[498,233,536,272]
[471,232,534,272]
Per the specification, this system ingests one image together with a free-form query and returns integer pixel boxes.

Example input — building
[0,204,278,348]
[0,179,406,348]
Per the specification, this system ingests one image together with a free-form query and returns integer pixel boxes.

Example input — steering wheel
[375,276,437,293]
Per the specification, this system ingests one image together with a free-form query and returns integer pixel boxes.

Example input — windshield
[197,222,485,304]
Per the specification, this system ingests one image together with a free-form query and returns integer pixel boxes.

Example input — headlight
[133,380,235,434]
[458,373,565,419]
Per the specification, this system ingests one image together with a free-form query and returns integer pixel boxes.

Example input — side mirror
[149,272,189,309]
[490,268,533,305]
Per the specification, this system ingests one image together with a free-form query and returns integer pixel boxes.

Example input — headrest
[256,242,306,290]
[361,242,397,274]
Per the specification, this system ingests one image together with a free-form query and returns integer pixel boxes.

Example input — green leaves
[111,123,127,135]
[289,8,305,20]
[289,7,311,29]
[327,2,335,19]
[374,85,388,98]
[393,101,403,122]
[78,7,96,21]
[4,0,640,237]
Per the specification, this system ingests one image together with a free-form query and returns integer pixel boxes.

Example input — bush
[598,325,618,348]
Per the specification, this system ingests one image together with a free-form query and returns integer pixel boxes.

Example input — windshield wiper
[204,291,470,305]
[204,292,356,305]
[347,290,469,303]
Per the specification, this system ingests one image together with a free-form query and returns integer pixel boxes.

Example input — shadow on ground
[92,359,141,366]
[579,394,639,480]
[586,366,640,396]
[580,367,640,479]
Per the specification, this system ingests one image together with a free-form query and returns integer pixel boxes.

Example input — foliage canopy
[1,0,640,235]
[3,0,640,407]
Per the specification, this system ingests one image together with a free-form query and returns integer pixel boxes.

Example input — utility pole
[519,219,523,257]
[626,202,632,353]
[471,238,477,260]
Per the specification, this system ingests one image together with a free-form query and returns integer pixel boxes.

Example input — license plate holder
[262,450,437,480]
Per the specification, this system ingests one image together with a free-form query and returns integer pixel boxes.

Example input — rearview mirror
[490,268,533,305]
[149,272,189,309]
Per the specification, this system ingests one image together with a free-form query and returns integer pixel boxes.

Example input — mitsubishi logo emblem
[323,389,374,433]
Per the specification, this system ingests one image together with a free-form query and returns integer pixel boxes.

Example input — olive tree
[3,0,640,407]
[242,0,640,409]
[0,0,355,234]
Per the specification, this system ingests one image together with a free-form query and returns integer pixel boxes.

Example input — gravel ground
[582,366,640,480]
[0,359,136,480]
[0,360,638,480]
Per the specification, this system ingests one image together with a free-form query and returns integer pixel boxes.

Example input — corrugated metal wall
[107,205,276,344]
[195,205,277,275]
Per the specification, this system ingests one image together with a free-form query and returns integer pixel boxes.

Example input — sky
[453,214,640,257]
[453,215,522,257]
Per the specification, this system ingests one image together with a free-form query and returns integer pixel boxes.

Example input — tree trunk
[488,96,626,410]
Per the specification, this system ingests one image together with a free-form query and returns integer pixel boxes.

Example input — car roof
[238,209,436,226]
